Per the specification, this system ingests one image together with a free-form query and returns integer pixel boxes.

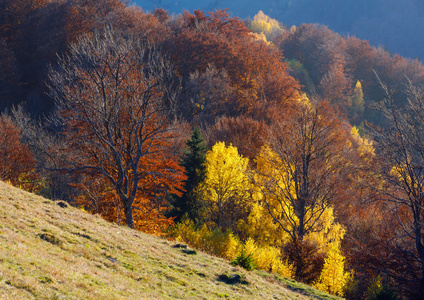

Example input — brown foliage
[206,115,267,160]
[0,114,39,192]
[107,6,171,43]
[318,64,352,110]
[279,24,348,86]
[164,9,299,121]
[283,240,325,284]
[278,24,353,113]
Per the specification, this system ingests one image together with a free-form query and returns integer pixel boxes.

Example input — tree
[198,142,251,231]
[368,80,424,298]
[253,100,351,280]
[48,28,186,229]
[250,10,283,41]
[348,80,365,122]
[170,127,207,222]
[0,114,39,192]
[186,64,233,126]
[317,63,352,111]
[315,239,350,296]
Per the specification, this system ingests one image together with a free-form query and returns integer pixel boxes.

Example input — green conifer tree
[170,127,207,222]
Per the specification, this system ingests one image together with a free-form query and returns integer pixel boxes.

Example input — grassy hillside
[0,181,342,299]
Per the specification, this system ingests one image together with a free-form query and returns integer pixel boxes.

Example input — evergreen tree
[170,127,207,222]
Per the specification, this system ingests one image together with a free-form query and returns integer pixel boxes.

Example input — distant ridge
[132,0,424,61]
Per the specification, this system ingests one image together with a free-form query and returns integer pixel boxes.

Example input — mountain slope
[132,0,424,60]
[0,181,341,299]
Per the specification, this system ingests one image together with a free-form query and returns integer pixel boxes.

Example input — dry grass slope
[0,181,343,299]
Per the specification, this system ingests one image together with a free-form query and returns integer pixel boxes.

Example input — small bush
[241,238,293,277]
[231,249,255,271]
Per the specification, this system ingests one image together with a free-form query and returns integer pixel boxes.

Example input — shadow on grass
[217,274,249,285]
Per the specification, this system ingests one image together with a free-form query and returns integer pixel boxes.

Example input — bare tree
[48,27,183,229]
[254,100,351,280]
[368,79,424,297]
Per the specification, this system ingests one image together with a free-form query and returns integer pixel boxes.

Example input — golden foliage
[314,242,351,296]
[198,142,251,229]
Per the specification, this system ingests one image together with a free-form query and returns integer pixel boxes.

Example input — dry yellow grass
[0,181,342,299]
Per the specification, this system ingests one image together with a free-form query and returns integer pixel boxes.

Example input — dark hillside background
[134,0,424,60]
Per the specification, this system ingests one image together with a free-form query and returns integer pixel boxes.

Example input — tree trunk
[293,238,305,281]
[294,251,304,280]
[124,202,135,229]
[419,276,424,300]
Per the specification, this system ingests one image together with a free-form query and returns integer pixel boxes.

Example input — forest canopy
[0,1,423,299]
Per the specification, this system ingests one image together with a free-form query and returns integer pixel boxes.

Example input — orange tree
[49,28,186,229]
[0,114,39,192]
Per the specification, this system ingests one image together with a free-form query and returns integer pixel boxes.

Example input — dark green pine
[170,127,207,222]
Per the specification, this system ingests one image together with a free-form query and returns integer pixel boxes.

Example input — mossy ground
[0,181,342,299]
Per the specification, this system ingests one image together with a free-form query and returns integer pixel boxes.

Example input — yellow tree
[250,10,283,40]
[198,142,250,231]
[348,80,365,121]
[315,240,350,296]
[253,145,347,283]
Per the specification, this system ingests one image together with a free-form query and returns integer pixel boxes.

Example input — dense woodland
[1,1,424,299]
[138,0,424,60]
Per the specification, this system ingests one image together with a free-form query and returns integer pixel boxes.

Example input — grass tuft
[37,232,63,246]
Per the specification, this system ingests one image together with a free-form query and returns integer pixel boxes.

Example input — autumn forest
[1,0,424,299]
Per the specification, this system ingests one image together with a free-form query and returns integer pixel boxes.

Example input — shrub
[231,249,255,271]
[167,216,241,259]
[168,218,293,277]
